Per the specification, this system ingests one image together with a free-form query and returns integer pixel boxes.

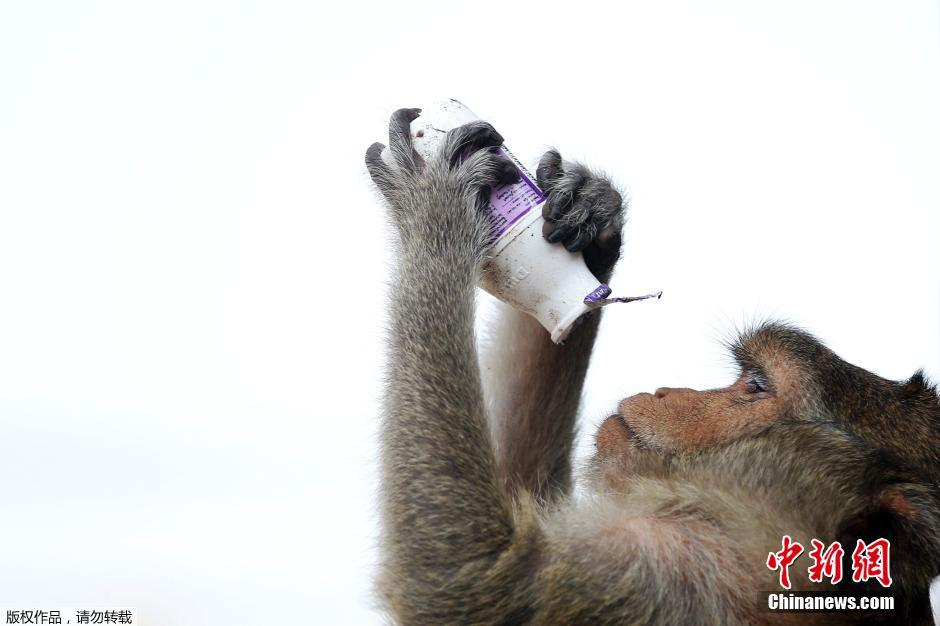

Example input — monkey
[364,108,940,625]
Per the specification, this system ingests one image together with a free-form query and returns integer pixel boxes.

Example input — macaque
[365,108,940,625]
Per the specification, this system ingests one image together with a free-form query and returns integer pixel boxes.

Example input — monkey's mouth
[613,414,646,448]
[596,413,646,457]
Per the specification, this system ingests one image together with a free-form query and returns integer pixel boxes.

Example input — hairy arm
[484,306,600,504]
[367,110,542,623]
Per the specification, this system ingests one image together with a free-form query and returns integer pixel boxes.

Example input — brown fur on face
[599,322,940,480]
[612,376,784,452]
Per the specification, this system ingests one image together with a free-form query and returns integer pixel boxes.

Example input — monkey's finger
[388,107,422,173]
[541,187,574,222]
[592,224,623,254]
[564,226,597,253]
[557,178,620,237]
[543,220,577,244]
[459,149,520,191]
[536,149,564,192]
[365,142,396,193]
[492,155,522,185]
[442,121,504,168]
[542,168,590,222]
[583,225,623,278]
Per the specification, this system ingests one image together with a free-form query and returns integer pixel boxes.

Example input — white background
[1,1,939,624]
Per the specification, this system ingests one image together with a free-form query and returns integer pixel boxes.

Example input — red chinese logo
[766,535,804,589]
[851,538,892,588]
[807,539,844,584]
[766,536,891,588]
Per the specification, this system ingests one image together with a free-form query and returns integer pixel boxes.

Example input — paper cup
[381,99,606,343]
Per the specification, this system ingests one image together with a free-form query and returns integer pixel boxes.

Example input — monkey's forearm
[485,305,601,504]
[382,255,516,569]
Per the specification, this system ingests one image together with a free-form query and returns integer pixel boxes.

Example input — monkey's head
[599,322,940,472]
[593,321,940,601]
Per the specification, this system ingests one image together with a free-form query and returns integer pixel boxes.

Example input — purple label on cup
[583,283,613,304]
[485,147,545,245]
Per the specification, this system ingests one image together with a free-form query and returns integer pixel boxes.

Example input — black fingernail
[547,200,564,221]
[500,167,521,184]
[566,232,591,252]
[485,124,504,146]
[547,227,564,243]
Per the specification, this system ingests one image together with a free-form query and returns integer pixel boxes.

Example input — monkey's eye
[744,372,770,394]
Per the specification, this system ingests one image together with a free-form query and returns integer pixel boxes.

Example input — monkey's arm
[486,152,626,504]
[484,290,601,505]
[367,110,545,623]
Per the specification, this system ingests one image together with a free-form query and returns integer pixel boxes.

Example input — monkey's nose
[654,387,698,399]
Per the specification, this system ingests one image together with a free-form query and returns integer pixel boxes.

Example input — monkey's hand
[365,108,520,267]
[537,150,627,281]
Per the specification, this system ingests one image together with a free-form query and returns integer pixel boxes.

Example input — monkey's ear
[837,483,940,594]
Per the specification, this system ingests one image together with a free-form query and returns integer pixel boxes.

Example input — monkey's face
[596,323,815,461]
[597,372,785,456]
[594,321,940,483]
